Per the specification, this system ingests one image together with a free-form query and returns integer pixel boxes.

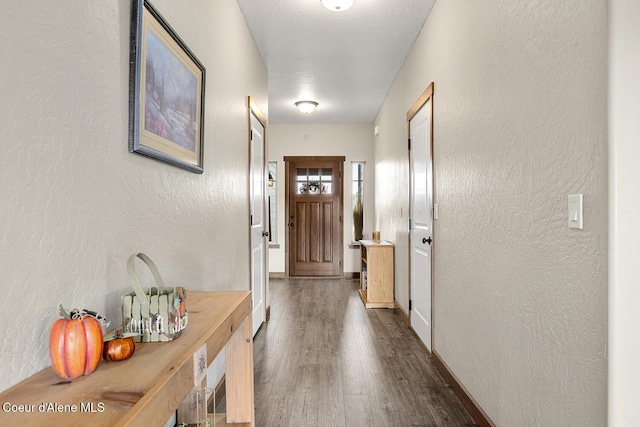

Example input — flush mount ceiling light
[321,0,354,12]
[295,100,319,114]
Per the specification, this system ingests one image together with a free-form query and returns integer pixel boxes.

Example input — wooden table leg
[225,314,255,426]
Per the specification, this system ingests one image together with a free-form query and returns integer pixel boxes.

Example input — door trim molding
[249,97,267,128]
[284,156,346,162]
[407,82,434,122]
[407,83,435,352]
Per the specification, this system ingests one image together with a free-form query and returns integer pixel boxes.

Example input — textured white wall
[267,124,374,274]
[608,0,640,424]
[375,1,607,425]
[0,0,266,392]
[373,86,411,310]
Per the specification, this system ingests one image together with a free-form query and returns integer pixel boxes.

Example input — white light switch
[433,203,439,220]
[568,194,583,229]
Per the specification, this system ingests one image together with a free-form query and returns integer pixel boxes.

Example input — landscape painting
[144,30,197,153]
[129,0,205,173]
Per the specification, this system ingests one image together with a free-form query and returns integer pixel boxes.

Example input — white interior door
[409,97,433,351]
[249,110,267,337]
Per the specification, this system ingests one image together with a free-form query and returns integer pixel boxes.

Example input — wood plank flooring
[252,278,476,427]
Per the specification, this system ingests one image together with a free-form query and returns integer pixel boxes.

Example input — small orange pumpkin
[103,333,136,362]
[49,316,103,379]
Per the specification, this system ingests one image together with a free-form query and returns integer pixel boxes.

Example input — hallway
[252,278,475,426]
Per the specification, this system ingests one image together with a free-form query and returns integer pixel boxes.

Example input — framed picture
[129,0,206,173]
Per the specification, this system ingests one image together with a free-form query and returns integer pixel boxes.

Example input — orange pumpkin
[49,316,103,379]
[103,336,135,362]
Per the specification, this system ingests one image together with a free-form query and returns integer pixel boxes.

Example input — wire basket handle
[127,253,167,307]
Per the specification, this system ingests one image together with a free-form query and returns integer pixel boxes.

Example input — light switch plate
[568,194,583,229]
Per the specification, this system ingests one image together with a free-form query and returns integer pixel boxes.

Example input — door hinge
[408,218,412,231]
[408,138,412,150]
[250,130,253,141]
[250,214,253,225]
[409,299,412,311]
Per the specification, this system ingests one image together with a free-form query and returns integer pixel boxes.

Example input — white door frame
[248,97,268,337]
[407,83,435,351]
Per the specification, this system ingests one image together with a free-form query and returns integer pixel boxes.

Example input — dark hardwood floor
[250,278,476,427]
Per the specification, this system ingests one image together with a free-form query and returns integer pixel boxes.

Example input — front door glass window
[296,168,332,194]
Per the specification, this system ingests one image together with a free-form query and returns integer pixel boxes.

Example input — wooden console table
[0,291,254,426]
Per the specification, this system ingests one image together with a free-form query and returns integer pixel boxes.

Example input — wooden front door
[286,156,344,277]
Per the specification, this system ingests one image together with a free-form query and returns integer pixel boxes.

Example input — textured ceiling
[236,0,436,124]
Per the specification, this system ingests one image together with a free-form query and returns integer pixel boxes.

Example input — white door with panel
[409,92,433,351]
[249,108,267,337]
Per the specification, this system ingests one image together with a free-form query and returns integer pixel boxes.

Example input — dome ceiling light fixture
[295,100,319,114]
[321,0,354,12]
